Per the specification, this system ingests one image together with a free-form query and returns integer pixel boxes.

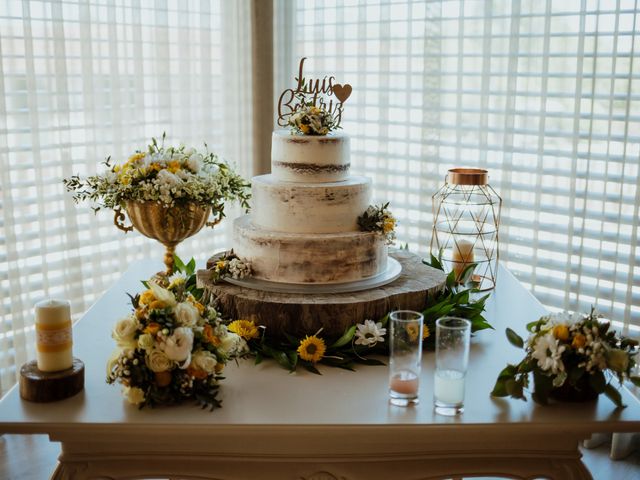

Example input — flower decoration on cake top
[357,202,397,245]
[277,57,352,133]
[64,133,250,213]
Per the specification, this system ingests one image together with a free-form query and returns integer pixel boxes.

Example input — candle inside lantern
[452,239,475,280]
[35,299,73,372]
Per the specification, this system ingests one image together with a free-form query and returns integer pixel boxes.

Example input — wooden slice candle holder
[19,358,85,403]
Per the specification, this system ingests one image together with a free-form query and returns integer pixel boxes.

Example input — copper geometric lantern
[431,168,502,291]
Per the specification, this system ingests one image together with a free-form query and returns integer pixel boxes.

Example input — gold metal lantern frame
[431,168,502,291]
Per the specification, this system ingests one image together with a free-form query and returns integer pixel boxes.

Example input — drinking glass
[388,310,424,406]
[434,316,471,415]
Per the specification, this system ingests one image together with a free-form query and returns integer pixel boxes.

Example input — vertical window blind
[275,0,640,335]
[0,0,253,397]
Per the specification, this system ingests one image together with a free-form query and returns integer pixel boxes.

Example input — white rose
[112,315,139,348]
[160,327,194,365]
[191,350,217,374]
[186,153,202,173]
[145,348,173,372]
[137,333,155,351]
[156,169,181,187]
[175,302,200,327]
[122,386,145,405]
[218,331,248,357]
[149,282,177,307]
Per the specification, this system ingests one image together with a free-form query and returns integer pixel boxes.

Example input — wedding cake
[232,130,388,284]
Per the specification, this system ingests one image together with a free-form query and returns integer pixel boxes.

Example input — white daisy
[355,319,386,346]
[531,332,565,374]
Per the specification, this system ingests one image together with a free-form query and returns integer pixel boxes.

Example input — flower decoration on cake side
[64,133,251,214]
[357,202,396,245]
[106,257,249,410]
[288,101,339,136]
[208,250,252,284]
[491,309,640,408]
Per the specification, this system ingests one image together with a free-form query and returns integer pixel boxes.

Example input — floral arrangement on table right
[492,309,640,407]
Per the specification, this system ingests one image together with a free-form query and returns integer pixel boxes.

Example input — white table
[1,261,639,480]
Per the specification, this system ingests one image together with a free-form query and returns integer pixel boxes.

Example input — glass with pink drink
[388,310,424,406]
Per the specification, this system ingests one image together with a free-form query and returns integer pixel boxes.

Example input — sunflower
[227,319,259,340]
[297,335,326,363]
[423,324,430,340]
[406,323,421,341]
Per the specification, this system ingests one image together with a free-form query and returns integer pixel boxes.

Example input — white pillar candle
[452,239,475,280]
[35,299,73,372]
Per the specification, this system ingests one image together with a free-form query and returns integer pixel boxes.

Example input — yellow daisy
[297,335,326,363]
[423,325,430,340]
[228,319,259,340]
[406,323,421,341]
[216,260,227,271]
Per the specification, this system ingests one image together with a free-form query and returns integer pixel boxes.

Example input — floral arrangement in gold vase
[107,258,248,409]
[64,134,251,273]
[492,310,639,407]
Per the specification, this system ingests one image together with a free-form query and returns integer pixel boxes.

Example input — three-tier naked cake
[233,130,388,284]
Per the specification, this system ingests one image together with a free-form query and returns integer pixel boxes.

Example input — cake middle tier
[251,174,371,234]
[233,215,388,284]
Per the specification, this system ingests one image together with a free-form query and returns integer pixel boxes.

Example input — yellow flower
[119,174,132,185]
[423,325,430,340]
[149,300,167,310]
[203,324,221,346]
[383,216,395,234]
[297,335,326,363]
[144,322,161,335]
[572,333,586,349]
[187,295,205,315]
[216,260,227,270]
[406,323,421,341]
[167,160,181,173]
[139,289,155,305]
[128,152,146,163]
[149,162,162,172]
[299,124,310,134]
[227,319,259,340]
[553,325,569,342]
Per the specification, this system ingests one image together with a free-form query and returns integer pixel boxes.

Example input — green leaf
[505,379,524,398]
[568,367,586,385]
[589,371,606,393]
[603,383,626,408]
[491,378,509,397]
[173,255,186,273]
[505,328,524,348]
[497,364,518,379]
[254,352,263,365]
[303,362,322,375]
[525,320,540,333]
[186,258,196,276]
[629,376,640,388]
[532,370,553,404]
[330,325,357,349]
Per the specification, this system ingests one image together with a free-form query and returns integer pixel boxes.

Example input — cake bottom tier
[233,215,388,284]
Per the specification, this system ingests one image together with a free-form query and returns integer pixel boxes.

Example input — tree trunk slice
[19,358,85,403]
[197,250,446,339]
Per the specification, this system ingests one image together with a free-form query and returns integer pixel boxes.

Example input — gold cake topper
[277,57,352,128]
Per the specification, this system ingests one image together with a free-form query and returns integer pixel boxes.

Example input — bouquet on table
[107,259,248,410]
[492,309,640,407]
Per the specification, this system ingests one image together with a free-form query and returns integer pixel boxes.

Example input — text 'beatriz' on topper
[277,57,352,129]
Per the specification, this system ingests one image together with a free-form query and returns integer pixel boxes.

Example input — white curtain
[0,0,253,397]
[274,0,640,335]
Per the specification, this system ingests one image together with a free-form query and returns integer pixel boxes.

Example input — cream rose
[160,327,194,364]
[146,348,173,372]
[191,350,217,374]
[112,315,139,348]
[149,282,177,307]
[175,302,200,327]
[137,333,155,351]
[122,386,145,405]
[218,331,248,357]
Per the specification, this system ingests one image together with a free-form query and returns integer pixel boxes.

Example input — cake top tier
[271,130,350,183]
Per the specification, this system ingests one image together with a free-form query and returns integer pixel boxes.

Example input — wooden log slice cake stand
[197,250,446,339]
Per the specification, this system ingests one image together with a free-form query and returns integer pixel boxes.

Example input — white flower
[190,350,217,374]
[112,315,139,348]
[228,258,252,279]
[355,319,387,346]
[218,331,248,357]
[145,348,173,372]
[106,349,122,379]
[174,301,200,327]
[186,153,203,173]
[137,333,155,351]
[149,282,177,307]
[122,386,145,405]
[156,169,182,187]
[159,327,194,365]
[531,332,565,374]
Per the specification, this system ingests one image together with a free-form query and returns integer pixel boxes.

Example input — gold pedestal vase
[114,201,222,274]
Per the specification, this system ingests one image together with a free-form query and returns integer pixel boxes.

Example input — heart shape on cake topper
[332,83,352,103]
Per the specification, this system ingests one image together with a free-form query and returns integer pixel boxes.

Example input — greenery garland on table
[203,253,492,375]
